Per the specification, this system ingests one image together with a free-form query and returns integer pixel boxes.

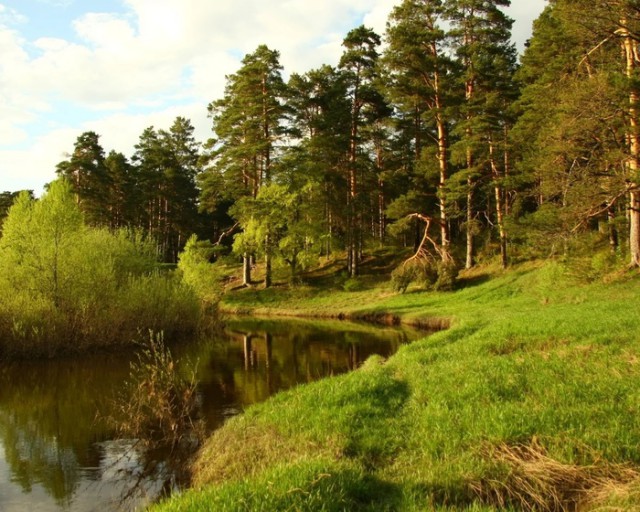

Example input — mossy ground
[152,259,640,511]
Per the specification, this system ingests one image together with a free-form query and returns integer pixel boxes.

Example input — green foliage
[0,179,200,356]
[178,235,224,305]
[55,131,111,226]
[391,262,429,293]
[434,259,458,291]
[343,277,364,292]
[390,258,458,293]
[230,183,322,282]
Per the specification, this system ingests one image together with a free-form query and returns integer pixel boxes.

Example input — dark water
[0,317,423,511]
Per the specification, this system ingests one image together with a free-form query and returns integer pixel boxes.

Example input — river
[0,317,423,511]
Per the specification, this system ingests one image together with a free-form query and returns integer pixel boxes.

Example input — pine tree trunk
[490,138,508,268]
[243,253,251,286]
[435,109,450,260]
[264,234,272,289]
[466,180,474,270]
[431,53,450,261]
[464,48,475,270]
[378,179,385,244]
[622,18,640,266]
[609,204,619,254]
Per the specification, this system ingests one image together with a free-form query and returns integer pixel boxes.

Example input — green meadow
[153,262,640,511]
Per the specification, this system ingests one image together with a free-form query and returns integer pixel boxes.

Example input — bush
[343,277,364,292]
[390,264,418,293]
[434,259,459,291]
[0,179,201,357]
[391,258,457,293]
[177,235,224,305]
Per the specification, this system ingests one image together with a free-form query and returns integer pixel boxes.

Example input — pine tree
[105,151,134,229]
[204,45,288,286]
[445,0,516,268]
[384,0,456,261]
[287,65,351,257]
[56,131,111,226]
[512,0,638,262]
[339,26,388,276]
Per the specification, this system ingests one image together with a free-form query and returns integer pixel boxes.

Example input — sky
[0,0,547,194]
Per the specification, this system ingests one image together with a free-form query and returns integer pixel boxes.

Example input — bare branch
[404,213,453,264]
[215,221,240,246]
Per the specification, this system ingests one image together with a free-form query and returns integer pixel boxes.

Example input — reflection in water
[0,318,425,511]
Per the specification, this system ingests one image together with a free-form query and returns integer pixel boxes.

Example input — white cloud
[0,4,27,26]
[0,128,77,194]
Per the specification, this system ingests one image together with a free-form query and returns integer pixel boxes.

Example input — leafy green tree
[0,180,83,309]
[230,183,321,284]
[0,178,199,353]
[0,190,33,234]
[178,235,224,305]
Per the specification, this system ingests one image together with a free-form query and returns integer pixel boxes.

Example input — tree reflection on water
[0,318,422,511]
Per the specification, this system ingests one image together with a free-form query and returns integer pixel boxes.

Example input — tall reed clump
[114,331,203,448]
[105,331,205,499]
[0,179,201,357]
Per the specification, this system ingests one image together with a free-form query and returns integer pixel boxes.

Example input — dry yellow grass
[470,441,640,511]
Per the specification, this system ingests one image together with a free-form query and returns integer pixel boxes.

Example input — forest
[3,0,639,295]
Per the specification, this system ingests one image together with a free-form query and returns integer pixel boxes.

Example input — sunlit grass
[153,262,640,511]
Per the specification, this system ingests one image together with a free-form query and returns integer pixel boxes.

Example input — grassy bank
[153,262,640,511]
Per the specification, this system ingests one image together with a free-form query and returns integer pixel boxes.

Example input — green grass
[152,261,640,511]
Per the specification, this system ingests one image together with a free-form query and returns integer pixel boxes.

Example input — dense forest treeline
[3,0,640,289]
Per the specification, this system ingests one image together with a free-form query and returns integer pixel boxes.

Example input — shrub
[177,235,224,305]
[0,179,201,357]
[434,259,459,291]
[343,277,364,292]
[391,258,457,293]
[390,264,418,293]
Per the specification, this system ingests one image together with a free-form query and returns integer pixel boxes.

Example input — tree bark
[608,203,619,254]
[622,17,640,266]
[465,178,475,270]
[434,67,450,260]
[264,235,272,288]
[490,138,508,268]
[242,253,251,286]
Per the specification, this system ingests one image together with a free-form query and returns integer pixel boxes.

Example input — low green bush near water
[151,263,640,511]
[0,179,201,357]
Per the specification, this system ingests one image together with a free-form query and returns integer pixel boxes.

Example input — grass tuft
[470,441,640,512]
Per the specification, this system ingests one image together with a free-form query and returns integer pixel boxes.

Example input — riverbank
[153,262,640,511]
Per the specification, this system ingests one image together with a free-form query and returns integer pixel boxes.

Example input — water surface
[0,317,423,511]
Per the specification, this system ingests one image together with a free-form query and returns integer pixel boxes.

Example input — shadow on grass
[456,272,492,289]
[169,461,406,512]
